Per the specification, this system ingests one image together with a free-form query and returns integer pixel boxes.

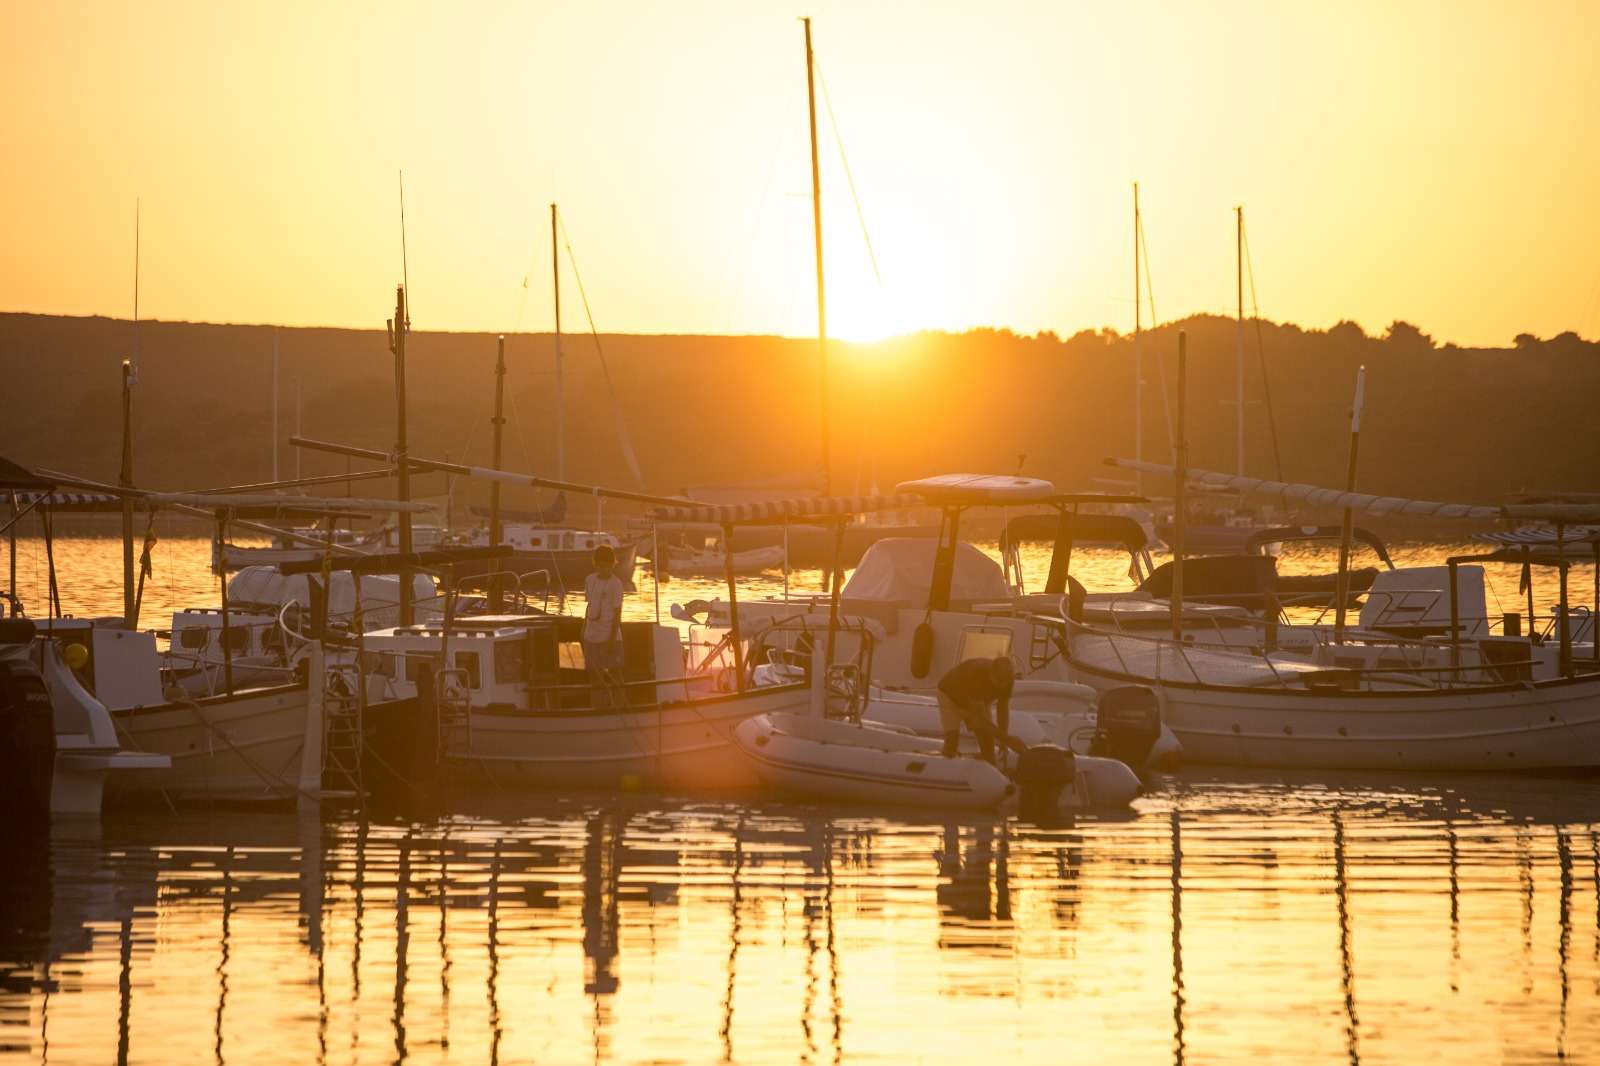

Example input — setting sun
[3,1,1596,348]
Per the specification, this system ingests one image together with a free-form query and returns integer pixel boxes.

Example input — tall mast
[803,17,831,496]
[1133,182,1142,494]
[489,334,507,612]
[1235,205,1245,479]
[552,203,565,482]
[389,285,414,626]
[121,200,139,629]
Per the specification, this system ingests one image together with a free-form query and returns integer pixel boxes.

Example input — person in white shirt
[583,544,626,707]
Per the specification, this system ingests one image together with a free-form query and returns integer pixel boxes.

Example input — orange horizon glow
[2,1,1599,350]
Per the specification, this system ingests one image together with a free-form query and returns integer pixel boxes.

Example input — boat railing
[454,569,557,614]
[1065,619,1547,691]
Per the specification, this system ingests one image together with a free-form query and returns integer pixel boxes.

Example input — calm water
[5,527,1600,1064]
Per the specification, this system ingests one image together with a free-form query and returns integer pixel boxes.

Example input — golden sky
[3,0,1598,347]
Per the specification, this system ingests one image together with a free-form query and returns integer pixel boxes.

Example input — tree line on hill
[2,311,1596,530]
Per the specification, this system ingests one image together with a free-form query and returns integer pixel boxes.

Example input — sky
[3,0,1599,348]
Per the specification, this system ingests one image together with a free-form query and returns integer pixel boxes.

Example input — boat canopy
[896,474,1056,505]
[998,512,1149,555]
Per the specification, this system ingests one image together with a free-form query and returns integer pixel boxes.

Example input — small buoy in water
[619,774,643,793]
[63,643,89,670]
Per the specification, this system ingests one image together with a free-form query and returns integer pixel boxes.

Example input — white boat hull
[447,681,813,791]
[107,682,316,803]
[733,712,1016,810]
[733,712,1145,810]
[1069,644,1600,771]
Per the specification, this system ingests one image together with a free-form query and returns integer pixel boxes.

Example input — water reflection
[3,778,1600,1064]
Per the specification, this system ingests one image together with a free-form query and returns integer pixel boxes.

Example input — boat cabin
[360,615,697,710]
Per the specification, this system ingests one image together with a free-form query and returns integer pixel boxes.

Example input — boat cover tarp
[840,538,1010,603]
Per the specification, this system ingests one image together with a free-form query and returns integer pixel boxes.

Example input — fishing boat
[353,608,866,792]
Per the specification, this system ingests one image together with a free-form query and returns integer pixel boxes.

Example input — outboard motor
[0,655,57,822]
[1013,743,1075,824]
[1089,685,1162,769]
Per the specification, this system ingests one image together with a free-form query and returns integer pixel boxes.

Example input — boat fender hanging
[910,622,935,679]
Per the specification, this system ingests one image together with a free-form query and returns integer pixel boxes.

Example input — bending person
[934,655,1015,764]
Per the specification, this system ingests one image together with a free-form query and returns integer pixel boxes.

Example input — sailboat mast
[489,334,507,612]
[121,200,139,629]
[1235,206,1245,479]
[1134,183,1142,494]
[389,285,414,627]
[552,203,565,482]
[803,17,831,496]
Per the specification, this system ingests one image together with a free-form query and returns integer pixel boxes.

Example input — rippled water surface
[5,776,1600,1066]
[4,529,1600,1064]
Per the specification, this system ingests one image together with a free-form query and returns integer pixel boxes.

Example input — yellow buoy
[619,774,643,793]
[63,642,89,670]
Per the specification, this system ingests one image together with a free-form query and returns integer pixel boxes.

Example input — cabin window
[494,641,523,684]
[957,629,1013,663]
[559,641,586,670]
[222,628,251,655]
[455,650,481,689]
[405,653,442,684]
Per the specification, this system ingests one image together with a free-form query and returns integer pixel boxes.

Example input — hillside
[3,312,1597,529]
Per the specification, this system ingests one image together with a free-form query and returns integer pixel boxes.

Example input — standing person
[935,656,1015,765]
[584,544,626,707]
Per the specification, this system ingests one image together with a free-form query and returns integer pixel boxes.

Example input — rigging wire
[711,55,804,334]
[1137,208,1176,453]
[1240,218,1285,482]
[557,213,648,492]
[813,59,883,291]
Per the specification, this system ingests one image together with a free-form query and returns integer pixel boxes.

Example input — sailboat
[1152,206,1281,555]
[445,205,639,593]
[713,20,938,570]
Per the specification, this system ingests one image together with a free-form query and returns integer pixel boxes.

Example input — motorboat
[731,709,1143,812]
[673,474,1184,774]
[1059,523,1600,771]
[0,618,170,815]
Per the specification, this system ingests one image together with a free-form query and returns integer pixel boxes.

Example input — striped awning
[649,493,925,525]
[1471,526,1600,546]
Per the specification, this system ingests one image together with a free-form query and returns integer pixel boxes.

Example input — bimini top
[896,474,1055,505]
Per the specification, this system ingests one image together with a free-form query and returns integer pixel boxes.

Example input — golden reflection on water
[3,778,1600,1066]
[6,528,1594,630]
[6,528,1600,1063]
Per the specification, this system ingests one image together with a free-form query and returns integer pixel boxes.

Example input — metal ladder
[434,668,472,761]
[322,663,364,794]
